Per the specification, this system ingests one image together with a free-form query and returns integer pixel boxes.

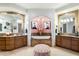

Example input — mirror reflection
[59,14,75,34]
[0,14,23,34]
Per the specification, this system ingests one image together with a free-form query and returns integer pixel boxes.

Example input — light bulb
[17,20,22,23]
[64,19,67,23]
[61,20,63,23]
[70,18,73,22]
[67,19,70,22]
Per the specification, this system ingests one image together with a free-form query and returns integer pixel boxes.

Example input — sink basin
[31,36,50,39]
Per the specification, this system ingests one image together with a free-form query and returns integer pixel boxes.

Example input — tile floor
[0,46,79,56]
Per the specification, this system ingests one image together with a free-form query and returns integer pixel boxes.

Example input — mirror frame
[0,11,25,34]
[58,10,78,34]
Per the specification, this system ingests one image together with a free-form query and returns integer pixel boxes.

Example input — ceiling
[15,3,69,9]
[0,3,79,14]
[0,3,78,10]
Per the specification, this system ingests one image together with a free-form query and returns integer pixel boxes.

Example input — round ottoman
[33,44,50,56]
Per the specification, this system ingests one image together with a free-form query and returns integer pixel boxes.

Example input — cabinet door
[6,37,14,50]
[62,36,72,49]
[71,38,79,51]
[72,45,79,51]
[20,36,27,46]
[72,38,79,46]
[23,37,27,46]
[15,37,23,48]
[0,37,6,50]
[56,41,62,47]
[62,37,72,49]
[56,36,62,46]
[56,36,62,41]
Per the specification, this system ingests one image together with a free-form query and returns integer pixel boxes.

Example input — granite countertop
[0,33,28,37]
[60,34,79,38]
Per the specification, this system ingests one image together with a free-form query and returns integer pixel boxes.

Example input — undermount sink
[31,36,50,39]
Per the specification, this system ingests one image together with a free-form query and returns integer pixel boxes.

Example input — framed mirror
[58,10,77,35]
[0,12,24,34]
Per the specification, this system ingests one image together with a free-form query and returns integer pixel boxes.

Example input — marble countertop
[31,36,51,39]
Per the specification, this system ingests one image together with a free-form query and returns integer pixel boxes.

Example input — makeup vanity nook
[31,16,52,46]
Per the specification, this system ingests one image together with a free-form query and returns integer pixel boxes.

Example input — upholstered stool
[33,44,50,56]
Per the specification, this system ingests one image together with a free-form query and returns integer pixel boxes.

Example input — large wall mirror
[58,10,77,35]
[0,12,25,34]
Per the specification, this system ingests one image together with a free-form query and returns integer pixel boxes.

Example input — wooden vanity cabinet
[31,39,52,47]
[15,36,27,48]
[0,37,6,50]
[20,36,27,46]
[0,35,27,51]
[6,37,14,50]
[62,36,72,49]
[31,39,40,46]
[56,35,79,52]
[15,36,23,48]
[42,39,52,46]
[71,38,79,51]
[56,35,62,46]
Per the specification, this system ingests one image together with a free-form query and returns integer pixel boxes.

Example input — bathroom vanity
[0,35,27,51]
[31,16,52,46]
[0,11,27,51]
[31,35,52,46]
[56,10,79,52]
[56,35,79,52]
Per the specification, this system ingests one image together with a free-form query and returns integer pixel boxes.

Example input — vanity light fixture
[64,19,67,23]
[17,20,22,23]
[61,19,64,23]
[66,18,70,22]
[70,17,73,22]
[26,21,28,24]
